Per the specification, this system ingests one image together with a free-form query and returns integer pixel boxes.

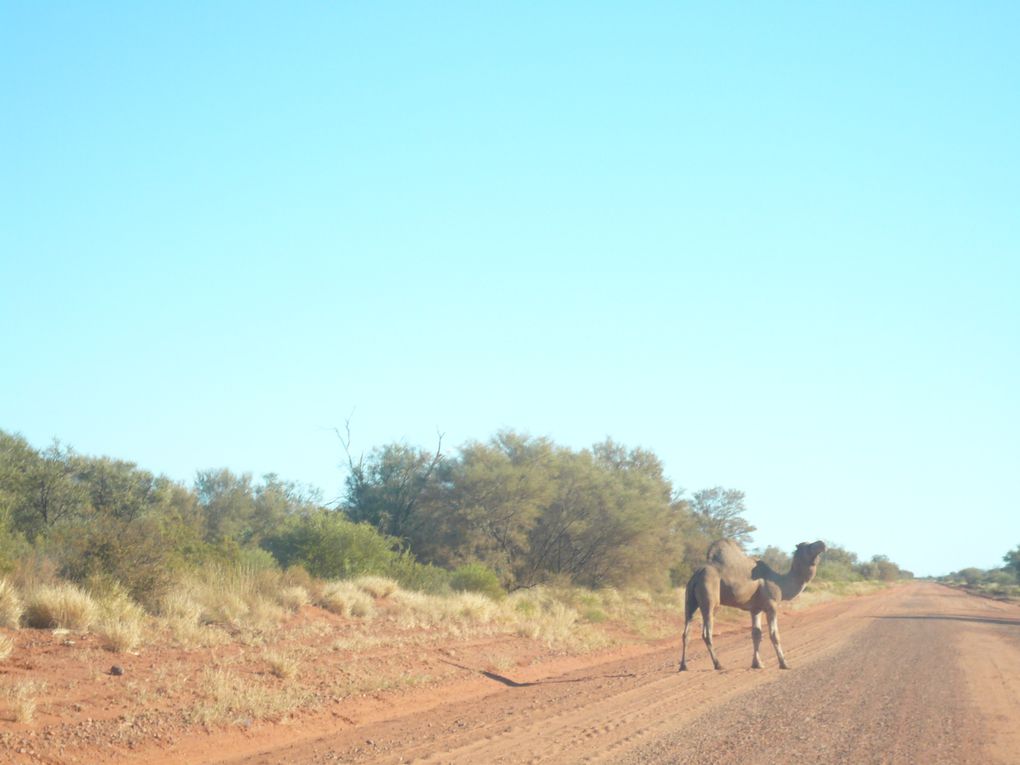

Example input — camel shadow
[876,614,1020,628]
[440,660,637,688]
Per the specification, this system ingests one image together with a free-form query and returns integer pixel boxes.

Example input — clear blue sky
[2,3,1017,577]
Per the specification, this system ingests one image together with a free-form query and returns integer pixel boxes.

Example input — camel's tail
[684,576,699,624]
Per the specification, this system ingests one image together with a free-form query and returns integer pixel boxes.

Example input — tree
[70,455,158,521]
[754,545,791,572]
[1004,545,1020,580]
[0,433,88,538]
[424,431,556,579]
[195,469,256,545]
[341,425,444,543]
[688,487,755,546]
[856,554,902,581]
[815,543,860,581]
[520,439,677,589]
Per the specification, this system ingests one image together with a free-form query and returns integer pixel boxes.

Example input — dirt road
[205,582,1020,765]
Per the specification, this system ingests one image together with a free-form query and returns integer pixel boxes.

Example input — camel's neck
[777,561,816,601]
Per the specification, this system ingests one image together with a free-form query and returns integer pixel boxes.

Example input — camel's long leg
[750,610,763,669]
[766,608,789,669]
[679,615,692,671]
[701,603,722,670]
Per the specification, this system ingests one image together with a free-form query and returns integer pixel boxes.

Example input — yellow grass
[23,583,98,631]
[0,633,14,661]
[319,581,375,618]
[276,585,310,611]
[4,680,44,723]
[354,576,400,599]
[0,579,23,629]
[263,650,299,679]
[95,591,147,652]
[189,666,310,727]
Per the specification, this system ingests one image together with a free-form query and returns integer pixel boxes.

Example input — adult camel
[679,539,826,671]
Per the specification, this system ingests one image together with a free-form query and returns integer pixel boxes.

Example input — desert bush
[0,520,30,576]
[450,562,505,600]
[386,554,452,594]
[263,511,401,580]
[52,512,186,609]
[23,582,98,630]
[0,579,23,629]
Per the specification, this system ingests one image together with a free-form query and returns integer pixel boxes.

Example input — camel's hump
[705,539,754,572]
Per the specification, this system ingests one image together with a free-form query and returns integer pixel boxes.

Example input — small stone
[110,665,125,676]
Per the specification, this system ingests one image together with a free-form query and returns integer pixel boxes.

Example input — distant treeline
[937,546,1020,598]
[0,428,912,604]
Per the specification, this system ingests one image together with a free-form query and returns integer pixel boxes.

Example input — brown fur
[679,539,826,671]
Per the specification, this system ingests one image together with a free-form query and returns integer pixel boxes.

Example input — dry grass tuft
[264,650,299,679]
[95,591,147,652]
[354,576,400,599]
[157,588,229,648]
[189,666,309,727]
[0,579,23,629]
[0,633,14,661]
[277,586,310,611]
[22,583,98,631]
[4,680,44,723]
[319,581,375,618]
[390,590,502,634]
[158,564,293,638]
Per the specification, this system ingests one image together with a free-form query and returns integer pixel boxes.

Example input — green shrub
[51,513,184,610]
[262,511,401,580]
[387,554,451,594]
[450,562,505,601]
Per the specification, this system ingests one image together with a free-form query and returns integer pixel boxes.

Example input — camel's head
[793,540,827,577]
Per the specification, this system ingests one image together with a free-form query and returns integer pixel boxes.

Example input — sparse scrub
[23,582,97,630]
[0,579,23,629]
[189,666,309,727]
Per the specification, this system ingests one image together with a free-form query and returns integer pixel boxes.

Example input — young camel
[679,539,826,671]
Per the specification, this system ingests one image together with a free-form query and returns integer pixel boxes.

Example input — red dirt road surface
[200,581,1020,765]
[6,581,1019,764]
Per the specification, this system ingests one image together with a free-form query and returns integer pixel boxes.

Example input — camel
[679,539,826,671]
